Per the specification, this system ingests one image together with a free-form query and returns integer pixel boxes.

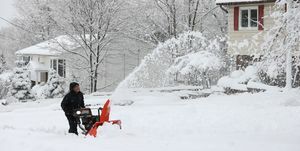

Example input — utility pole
[123,52,126,79]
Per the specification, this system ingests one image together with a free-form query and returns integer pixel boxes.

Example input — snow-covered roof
[216,0,276,5]
[15,35,81,56]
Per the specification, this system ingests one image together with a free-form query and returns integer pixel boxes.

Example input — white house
[216,0,277,69]
[15,35,152,91]
[15,35,79,86]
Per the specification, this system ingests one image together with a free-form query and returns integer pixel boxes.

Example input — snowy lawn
[0,90,300,151]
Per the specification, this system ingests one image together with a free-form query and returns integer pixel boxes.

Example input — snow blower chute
[73,99,122,137]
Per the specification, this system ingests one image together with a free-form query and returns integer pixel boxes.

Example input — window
[240,8,258,28]
[58,59,66,78]
[50,59,57,70]
[250,9,258,27]
[22,56,31,65]
[241,10,248,27]
[50,59,66,77]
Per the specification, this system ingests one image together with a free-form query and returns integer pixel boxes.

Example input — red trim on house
[234,6,239,31]
[258,5,264,30]
[216,0,276,5]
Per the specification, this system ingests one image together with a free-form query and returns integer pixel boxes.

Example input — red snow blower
[73,99,122,137]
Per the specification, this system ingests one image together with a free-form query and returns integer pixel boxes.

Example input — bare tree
[121,0,226,46]
[52,0,123,92]
[14,0,59,41]
[187,0,200,31]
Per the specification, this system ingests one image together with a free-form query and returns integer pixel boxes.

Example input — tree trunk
[172,1,177,38]
[90,54,94,93]
[285,0,293,89]
[191,0,200,31]
[93,72,98,92]
[188,0,192,28]
[94,33,101,93]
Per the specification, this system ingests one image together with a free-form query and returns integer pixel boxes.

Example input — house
[15,35,152,91]
[216,0,278,69]
[15,35,79,86]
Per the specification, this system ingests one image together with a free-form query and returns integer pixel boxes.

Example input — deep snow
[0,90,300,151]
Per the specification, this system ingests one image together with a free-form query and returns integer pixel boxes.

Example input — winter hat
[69,82,79,91]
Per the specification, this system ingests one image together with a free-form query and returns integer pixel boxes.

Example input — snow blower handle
[97,107,103,116]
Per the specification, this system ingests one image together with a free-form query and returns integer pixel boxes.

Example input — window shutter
[258,5,264,30]
[285,4,287,12]
[234,6,239,31]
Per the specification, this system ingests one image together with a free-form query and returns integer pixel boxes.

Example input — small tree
[0,54,7,74]
[45,69,66,98]
[259,1,300,88]
[8,61,34,102]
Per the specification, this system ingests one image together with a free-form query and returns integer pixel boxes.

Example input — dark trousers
[66,114,78,135]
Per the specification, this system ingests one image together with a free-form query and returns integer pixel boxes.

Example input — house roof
[216,0,276,5]
[15,35,81,56]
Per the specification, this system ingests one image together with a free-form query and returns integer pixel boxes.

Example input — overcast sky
[0,1,17,28]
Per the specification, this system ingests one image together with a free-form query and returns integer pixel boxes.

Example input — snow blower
[73,99,122,137]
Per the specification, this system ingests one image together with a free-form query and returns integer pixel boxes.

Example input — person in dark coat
[61,82,85,135]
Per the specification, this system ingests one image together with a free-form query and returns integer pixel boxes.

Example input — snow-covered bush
[44,69,66,98]
[117,31,226,89]
[0,54,8,74]
[218,66,259,92]
[257,59,286,87]
[32,70,66,99]
[168,51,224,88]
[218,66,258,86]
[257,58,300,88]
[7,61,34,103]
[31,84,47,99]
[218,65,280,93]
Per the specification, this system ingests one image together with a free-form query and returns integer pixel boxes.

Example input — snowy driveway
[0,91,300,151]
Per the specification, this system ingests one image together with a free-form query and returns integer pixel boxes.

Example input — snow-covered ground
[1,90,300,151]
